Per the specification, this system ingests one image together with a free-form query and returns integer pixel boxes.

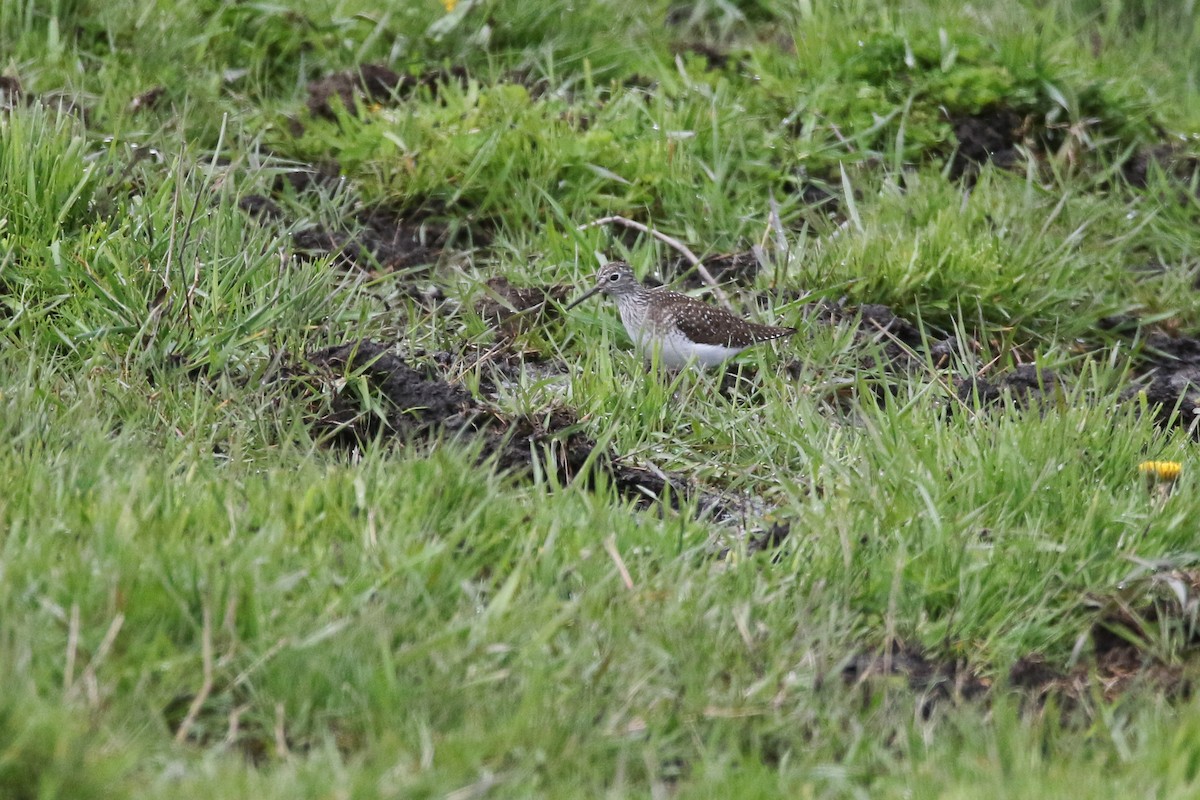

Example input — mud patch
[474,277,570,339]
[949,106,1025,180]
[798,299,964,379]
[841,641,990,716]
[1011,567,1200,707]
[291,207,451,274]
[297,340,732,518]
[784,172,841,220]
[846,567,1200,714]
[1121,329,1200,437]
[796,298,1200,436]
[715,516,792,559]
[674,251,760,289]
[947,104,1200,192]
[127,86,167,114]
[306,342,475,443]
[1081,565,1200,699]
[273,163,344,196]
[239,161,490,276]
[1120,143,1200,189]
[237,194,285,222]
[956,364,1064,408]
[306,64,470,119]
[0,75,24,111]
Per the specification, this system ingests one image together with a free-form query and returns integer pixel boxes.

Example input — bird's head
[565,262,640,309]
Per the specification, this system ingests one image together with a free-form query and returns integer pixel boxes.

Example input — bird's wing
[667,298,796,348]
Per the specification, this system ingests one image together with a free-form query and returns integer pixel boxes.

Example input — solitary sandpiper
[565,262,796,368]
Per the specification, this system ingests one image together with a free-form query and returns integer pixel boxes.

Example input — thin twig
[175,604,214,744]
[578,215,734,311]
[274,702,291,758]
[816,113,854,151]
[232,637,289,687]
[603,535,635,591]
[81,612,125,708]
[224,703,251,749]
[451,341,509,383]
[64,603,80,692]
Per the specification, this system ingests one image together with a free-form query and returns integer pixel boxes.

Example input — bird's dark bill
[565,284,603,310]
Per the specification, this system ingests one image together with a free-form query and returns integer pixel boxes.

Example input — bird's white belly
[630,327,744,368]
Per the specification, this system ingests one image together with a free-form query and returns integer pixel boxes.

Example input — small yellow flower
[1139,461,1182,482]
[443,0,457,11]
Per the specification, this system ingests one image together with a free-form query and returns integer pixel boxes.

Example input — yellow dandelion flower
[443,0,457,11]
[1139,461,1182,482]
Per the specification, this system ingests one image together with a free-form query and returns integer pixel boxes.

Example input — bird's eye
[608,272,620,281]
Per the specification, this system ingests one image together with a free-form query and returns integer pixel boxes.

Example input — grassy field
[4,0,1200,796]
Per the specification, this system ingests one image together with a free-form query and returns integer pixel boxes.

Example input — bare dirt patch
[1120,143,1200,189]
[949,106,1025,180]
[1079,566,1200,699]
[291,207,452,274]
[674,251,761,290]
[1122,329,1200,436]
[0,75,24,110]
[306,64,470,119]
[946,102,1200,194]
[845,567,1200,715]
[956,364,1064,408]
[841,641,990,716]
[474,277,570,339]
[297,340,733,518]
[239,161,490,277]
[792,299,1200,436]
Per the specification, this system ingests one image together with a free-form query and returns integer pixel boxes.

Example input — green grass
[4,0,1200,796]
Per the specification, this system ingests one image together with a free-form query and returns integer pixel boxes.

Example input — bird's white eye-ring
[608,272,620,281]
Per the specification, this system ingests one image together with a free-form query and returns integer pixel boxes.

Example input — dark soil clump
[1082,566,1200,700]
[306,64,470,119]
[949,106,1025,180]
[801,299,1200,437]
[292,213,447,274]
[843,563,1200,712]
[841,641,990,716]
[474,277,570,338]
[306,341,475,444]
[1120,329,1200,436]
[241,161,487,274]
[0,75,24,110]
[675,251,760,289]
[745,518,791,555]
[299,340,729,517]
[1130,369,1200,436]
[274,164,344,195]
[804,299,962,373]
[956,364,1063,408]
[1121,143,1200,189]
[237,194,285,222]
[784,173,840,219]
[1005,568,1200,708]
[128,85,167,114]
